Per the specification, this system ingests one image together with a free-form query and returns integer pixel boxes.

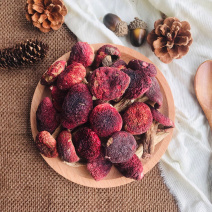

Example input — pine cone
[147,17,192,64]
[0,40,48,68]
[25,0,67,33]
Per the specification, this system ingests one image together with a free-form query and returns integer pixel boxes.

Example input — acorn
[103,13,128,37]
[128,17,147,47]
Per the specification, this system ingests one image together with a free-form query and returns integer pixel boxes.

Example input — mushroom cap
[110,59,127,70]
[93,44,121,68]
[57,62,86,90]
[145,77,163,108]
[89,103,123,137]
[123,102,153,135]
[36,97,59,134]
[67,41,94,67]
[105,131,137,163]
[122,69,152,99]
[127,59,157,77]
[73,127,101,160]
[35,131,58,158]
[87,147,112,181]
[57,130,79,163]
[149,105,175,127]
[115,154,144,180]
[89,67,131,101]
[61,83,93,129]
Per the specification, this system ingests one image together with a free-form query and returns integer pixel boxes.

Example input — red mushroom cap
[149,105,175,127]
[89,67,130,100]
[87,147,112,181]
[122,69,152,100]
[57,62,86,90]
[35,131,58,158]
[89,103,123,137]
[127,59,157,77]
[123,102,153,135]
[67,42,94,67]
[61,83,93,129]
[145,77,163,108]
[50,85,68,112]
[110,59,127,70]
[41,60,66,86]
[105,131,137,163]
[36,97,59,134]
[73,127,101,160]
[93,44,121,68]
[57,130,79,163]
[115,154,144,180]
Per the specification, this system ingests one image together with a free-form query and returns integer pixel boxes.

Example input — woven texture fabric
[0,1,178,211]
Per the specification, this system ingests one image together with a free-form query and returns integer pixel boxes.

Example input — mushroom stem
[113,95,148,112]
[142,121,159,159]
[135,129,169,158]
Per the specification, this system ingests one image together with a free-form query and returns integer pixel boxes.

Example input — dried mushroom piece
[87,147,112,181]
[89,67,130,101]
[115,154,144,180]
[123,102,153,135]
[142,105,175,159]
[93,45,121,68]
[105,131,137,163]
[73,127,101,160]
[89,103,122,137]
[57,130,79,163]
[114,69,152,112]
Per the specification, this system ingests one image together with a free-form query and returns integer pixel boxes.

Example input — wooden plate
[30,43,175,188]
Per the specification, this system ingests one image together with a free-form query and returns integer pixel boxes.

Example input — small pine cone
[25,0,67,33]
[147,17,192,64]
[0,40,48,69]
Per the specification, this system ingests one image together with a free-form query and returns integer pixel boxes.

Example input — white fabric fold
[63,0,212,211]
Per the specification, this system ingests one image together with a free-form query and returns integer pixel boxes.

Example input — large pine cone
[147,17,192,64]
[25,0,67,33]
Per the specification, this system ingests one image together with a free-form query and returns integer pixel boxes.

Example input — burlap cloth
[0,1,178,211]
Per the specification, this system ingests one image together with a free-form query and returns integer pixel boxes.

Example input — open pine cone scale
[26,0,67,33]
[147,17,193,63]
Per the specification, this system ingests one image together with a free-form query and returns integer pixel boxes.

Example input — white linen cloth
[63,0,212,211]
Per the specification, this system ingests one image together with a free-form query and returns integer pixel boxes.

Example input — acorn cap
[114,21,128,37]
[128,17,147,30]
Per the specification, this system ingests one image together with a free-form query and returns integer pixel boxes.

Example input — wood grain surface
[195,60,212,129]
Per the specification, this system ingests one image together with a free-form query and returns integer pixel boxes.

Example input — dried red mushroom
[40,60,66,86]
[57,62,86,90]
[110,59,127,70]
[145,77,163,109]
[61,83,93,129]
[127,59,157,77]
[67,42,94,67]
[36,97,59,134]
[35,131,58,158]
[89,67,130,101]
[50,85,68,112]
[114,69,152,112]
[89,103,122,137]
[105,131,137,163]
[123,102,153,135]
[87,147,112,181]
[93,44,121,68]
[57,130,79,163]
[142,105,175,159]
[115,154,144,180]
[73,127,101,160]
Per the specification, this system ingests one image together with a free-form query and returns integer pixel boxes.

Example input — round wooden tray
[30,43,175,188]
